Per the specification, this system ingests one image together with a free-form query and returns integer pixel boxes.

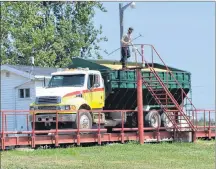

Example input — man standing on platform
[120,27,133,69]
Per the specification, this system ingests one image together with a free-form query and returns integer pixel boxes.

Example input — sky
[93,2,215,110]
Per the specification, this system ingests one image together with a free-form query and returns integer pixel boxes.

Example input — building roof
[5,64,58,76]
[1,64,59,79]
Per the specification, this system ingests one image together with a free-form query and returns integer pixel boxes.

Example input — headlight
[65,105,70,110]
[29,106,38,110]
[58,105,76,110]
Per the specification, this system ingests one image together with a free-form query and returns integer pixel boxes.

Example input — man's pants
[120,47,131,68]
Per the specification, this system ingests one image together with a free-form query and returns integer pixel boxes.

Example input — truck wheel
[74,109,92,134]
[161,112,174,131]
[145,109,161,128]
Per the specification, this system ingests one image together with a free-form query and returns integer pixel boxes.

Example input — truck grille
[36,96,61,104]
[38,106,58,110]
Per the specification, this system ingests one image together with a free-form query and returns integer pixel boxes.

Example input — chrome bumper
[29,114,76,122]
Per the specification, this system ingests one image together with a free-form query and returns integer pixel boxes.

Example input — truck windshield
[48,74,85,88]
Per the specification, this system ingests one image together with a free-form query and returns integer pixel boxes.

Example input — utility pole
[119,2,136,58]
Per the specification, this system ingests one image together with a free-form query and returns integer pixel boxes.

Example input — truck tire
[145,109,161,128]
[161,112,174,131]
[73,109,93,134]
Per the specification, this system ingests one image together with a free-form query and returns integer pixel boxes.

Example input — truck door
[87,73,104,109]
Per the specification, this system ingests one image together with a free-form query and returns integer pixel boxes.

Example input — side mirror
[89,83,99,90]
[93,83,100,88]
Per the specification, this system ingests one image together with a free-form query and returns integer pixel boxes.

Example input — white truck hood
[37,87,84,97]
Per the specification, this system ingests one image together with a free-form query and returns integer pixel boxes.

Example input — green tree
[0,2,108,67]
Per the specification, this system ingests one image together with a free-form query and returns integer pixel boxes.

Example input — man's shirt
[121,33,132,47]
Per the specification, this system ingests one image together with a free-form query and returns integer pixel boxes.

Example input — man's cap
[129,27,134,31]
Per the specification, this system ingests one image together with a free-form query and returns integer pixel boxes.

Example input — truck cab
[29,68,105,131]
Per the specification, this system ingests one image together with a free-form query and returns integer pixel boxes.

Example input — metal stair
[142,67,196,131]
[134,44,197,132]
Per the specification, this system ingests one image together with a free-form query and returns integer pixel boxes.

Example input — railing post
[5,115,7,132]
[204,110,206,131]
[208,111,210,129]
[26,114,29,132]
[1,112,5,150]
[55,111,59,147]
[31,111,35,148]
[135,49,138,68]
[77,110,80,146]
[98,111,101,145]
[121,111,125,143]
[136,69,144,144]
[208,111,211,139]
[157,110,160,142]
[141,45,145,67]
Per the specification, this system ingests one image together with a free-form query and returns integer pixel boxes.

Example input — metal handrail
[132,43,197,111]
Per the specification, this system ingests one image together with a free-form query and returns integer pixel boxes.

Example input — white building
[1,64,57,132]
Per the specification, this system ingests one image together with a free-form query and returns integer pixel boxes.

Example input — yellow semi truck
[29,58,192,131]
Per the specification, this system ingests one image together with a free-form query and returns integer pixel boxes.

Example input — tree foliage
[0,2,108,67]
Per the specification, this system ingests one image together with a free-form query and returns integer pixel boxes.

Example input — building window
[25,88,30,97]
[19,88,30,98]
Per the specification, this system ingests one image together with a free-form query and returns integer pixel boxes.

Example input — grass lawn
[1,140,215,169]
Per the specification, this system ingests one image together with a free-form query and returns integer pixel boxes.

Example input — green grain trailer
[69,58,191,129]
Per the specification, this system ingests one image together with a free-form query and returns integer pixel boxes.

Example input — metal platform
[0,109,215,150]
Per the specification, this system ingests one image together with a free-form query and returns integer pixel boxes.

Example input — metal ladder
[135,44,197,132]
